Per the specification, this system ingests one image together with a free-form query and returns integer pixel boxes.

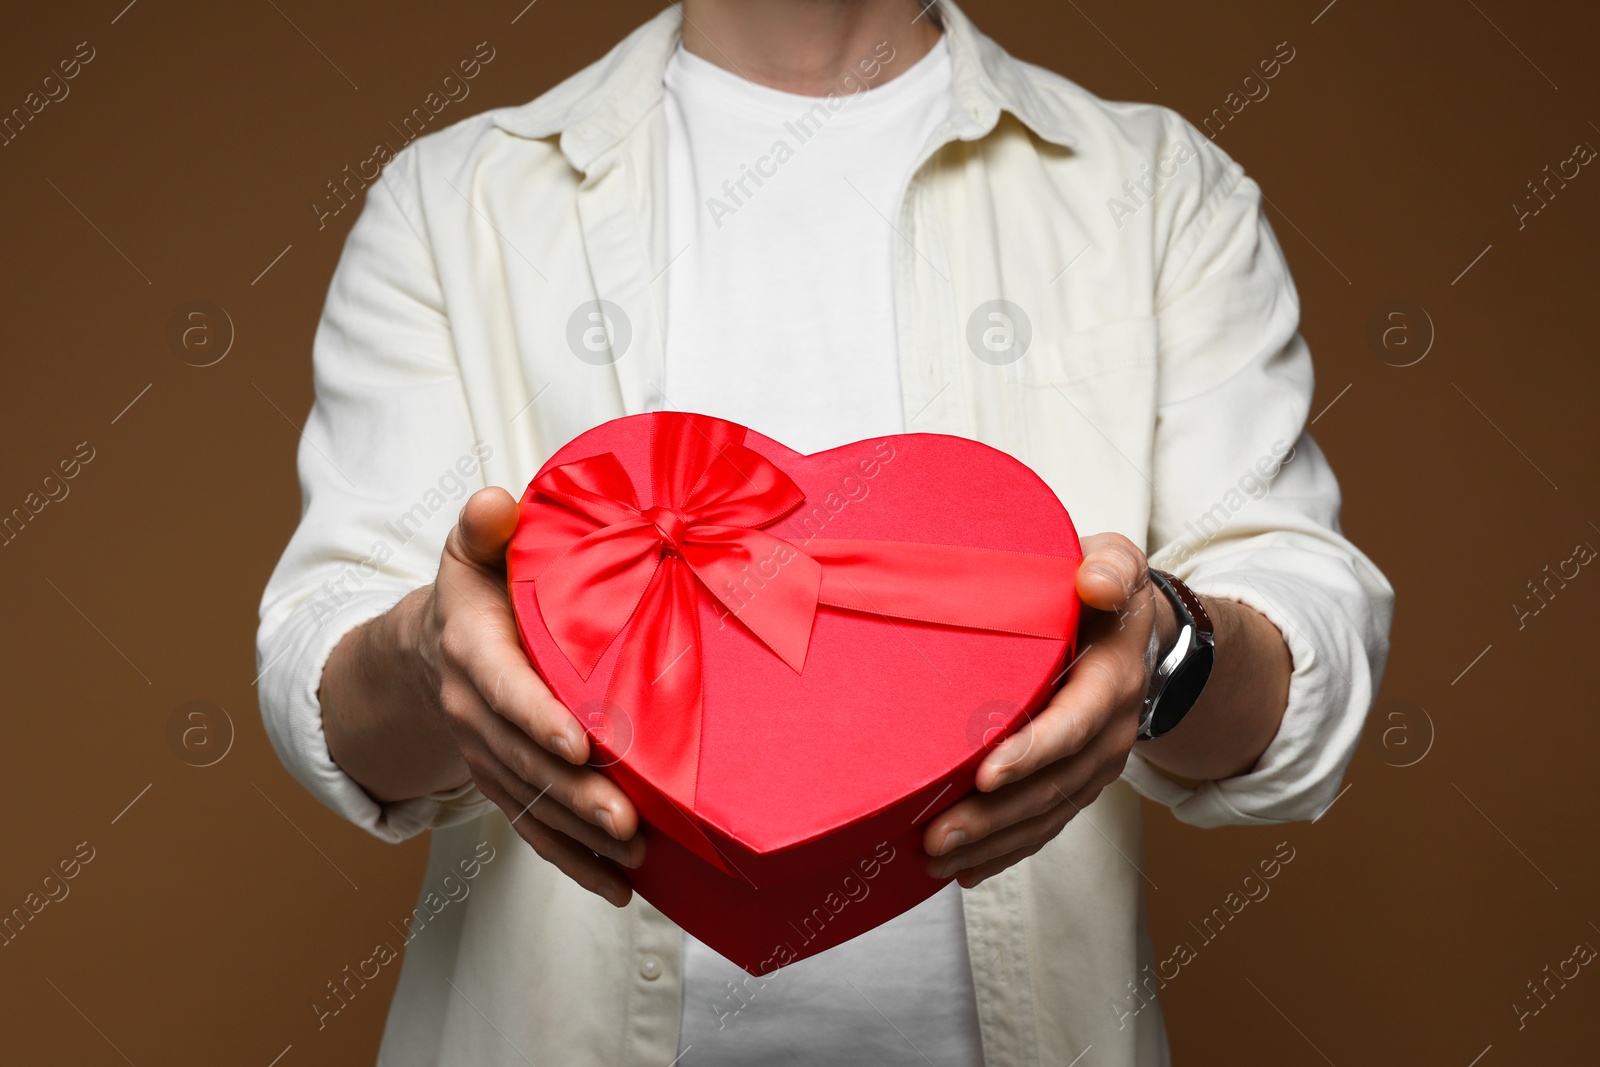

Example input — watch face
[1151,645,1215,737]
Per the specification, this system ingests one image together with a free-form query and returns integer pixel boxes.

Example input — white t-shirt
[661,37,984,1067]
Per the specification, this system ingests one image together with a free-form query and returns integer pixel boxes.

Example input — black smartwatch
[1136,569,1216,740]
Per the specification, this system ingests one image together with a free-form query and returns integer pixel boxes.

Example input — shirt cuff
[1121,751,1288,827]
[258,588,496,843]
[1119,564,1373,828]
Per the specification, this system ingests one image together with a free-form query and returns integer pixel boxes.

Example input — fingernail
[552,733,577,762]
[595,807,621,839]
[935,855,965,879]
[989,770,1013,790]
[1086,562,1128,597]
[988,742,1020,768]
[936,829,967,856]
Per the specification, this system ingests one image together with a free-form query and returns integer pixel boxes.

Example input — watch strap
[1138,569,1216,740]
[1150,569,1212,638]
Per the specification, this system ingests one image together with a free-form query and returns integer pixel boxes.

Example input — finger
[476,773,633,907]
[928,802,1064,880]
[926,739,1110,856]
[521,795,646,869]
[934,770,1116,883]
[437,486,578,751]
[461,726,643,866]
[956,778,1108,889]
[978,651,1132,789]
[441,671,632,834]
[929,717,1131,864]
[1075,532,1148,612]
[954,843,1045,890]
[468,690,641,842]
[441,609,594,768]
[449,487,521,571]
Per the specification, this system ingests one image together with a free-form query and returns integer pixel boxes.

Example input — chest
[438,126,1160,548]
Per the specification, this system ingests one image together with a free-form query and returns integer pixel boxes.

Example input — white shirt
[660,38,985,1066]
[254,4,1394,1065]
[660,39,944,454]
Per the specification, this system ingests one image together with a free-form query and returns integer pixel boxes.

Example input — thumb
[1075,532,1148,611]
[452,487,520,570]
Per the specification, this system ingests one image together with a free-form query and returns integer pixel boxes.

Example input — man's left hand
[923,532,1164,887]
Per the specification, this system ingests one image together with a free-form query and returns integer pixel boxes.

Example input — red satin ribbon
[508,413,1079,871]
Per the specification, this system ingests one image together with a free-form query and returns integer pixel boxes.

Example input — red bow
[508,413,1079,870]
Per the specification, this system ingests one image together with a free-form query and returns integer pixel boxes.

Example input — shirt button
[638,954,662,981]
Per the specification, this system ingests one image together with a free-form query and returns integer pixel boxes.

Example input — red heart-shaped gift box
[507,412,1081,973]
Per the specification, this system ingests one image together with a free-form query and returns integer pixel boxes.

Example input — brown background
[2,0,1596,1063]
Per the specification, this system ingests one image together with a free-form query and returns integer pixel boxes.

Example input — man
[258,1,1393,1063]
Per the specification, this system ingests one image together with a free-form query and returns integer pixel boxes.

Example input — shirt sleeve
[255,152,496,843]
[1118,122,1396,827]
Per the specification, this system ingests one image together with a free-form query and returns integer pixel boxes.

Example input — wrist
[386,586,442,711]
[326,587,472,801]
[1147,577,1180,659]
[1136,570,1217,742]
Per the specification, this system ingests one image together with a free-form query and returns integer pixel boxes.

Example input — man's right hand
[324,487,643,907]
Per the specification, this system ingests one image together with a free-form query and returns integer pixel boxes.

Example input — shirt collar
[489,0,1078,173]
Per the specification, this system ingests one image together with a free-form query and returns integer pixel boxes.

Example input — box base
[627,820,948,975]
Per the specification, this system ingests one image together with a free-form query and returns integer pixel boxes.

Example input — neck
[679,0,942,96]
